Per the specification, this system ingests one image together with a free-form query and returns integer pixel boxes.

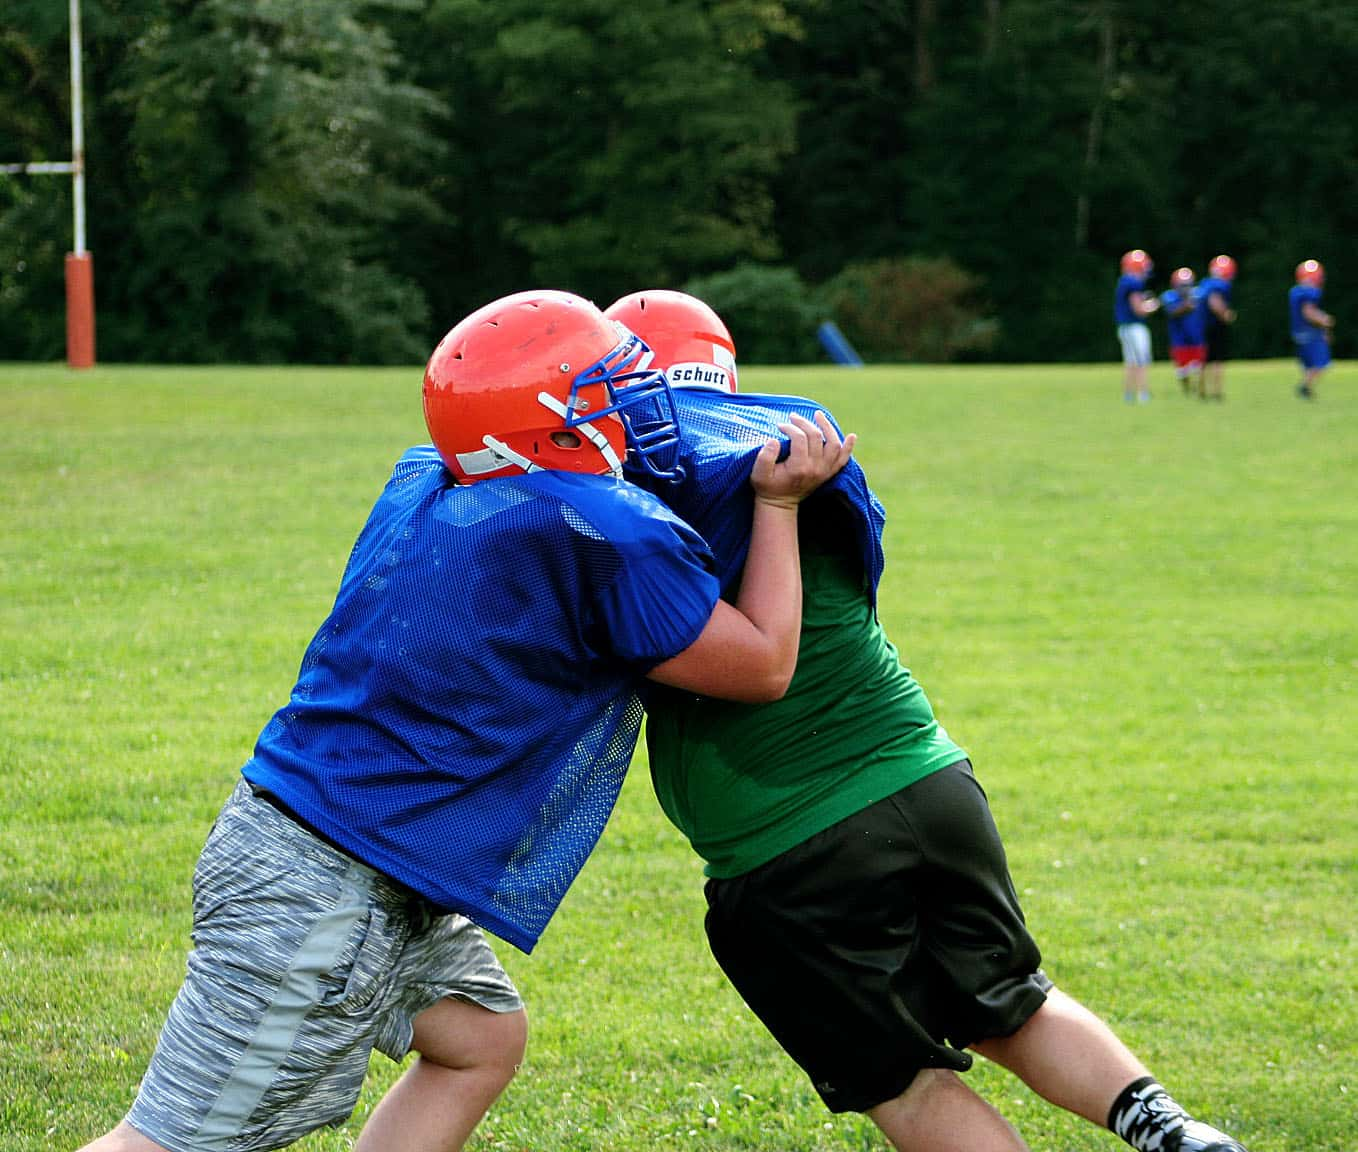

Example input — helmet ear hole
[550,430,583,449]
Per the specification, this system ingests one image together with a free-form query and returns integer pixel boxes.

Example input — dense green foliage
[683,262,821,364]
[820,256,999,361]
[3,361,1355,1149]
[2,1,1357,362]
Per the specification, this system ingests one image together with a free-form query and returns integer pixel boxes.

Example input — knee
[490,1007,528,1079]
[868,1068,975,1147]
[900,1066,965,1107]
[456,1005,527,1088]
[412,998,528,1085]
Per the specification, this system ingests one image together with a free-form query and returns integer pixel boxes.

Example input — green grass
[2,359,1354,1150]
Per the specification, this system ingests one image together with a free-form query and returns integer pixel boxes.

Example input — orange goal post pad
[65,251,95,368]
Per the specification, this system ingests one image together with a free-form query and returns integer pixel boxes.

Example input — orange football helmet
[1295,259,1325,287]
[422,290,682,483]
[1120,249,1153,277]
[1170,267,1195,289]
[604,290,738,393]
[1208,254,1237,281]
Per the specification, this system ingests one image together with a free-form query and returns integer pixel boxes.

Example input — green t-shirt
[645,514,965,878]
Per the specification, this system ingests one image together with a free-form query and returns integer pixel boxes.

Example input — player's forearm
[1302,303,1333,328]
[646,410,849,703]
[730,497,804,698]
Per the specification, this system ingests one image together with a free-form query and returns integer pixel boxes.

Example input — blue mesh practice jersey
[242,446,720,952]
[1289,283,1324,341]
[1113,273,1149,325]
[629,389,886,604]
[1198,275,1233,329]
[1161,286,1206,347]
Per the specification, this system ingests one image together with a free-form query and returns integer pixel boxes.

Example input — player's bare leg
[973,987,1249,1151]
[1203,361,1225,401]
[971,987,1145,1125]
[355,996,527,1152]
[867,1068,1029,1151]
[76,1122,170,1151]
[1124,363,1151,405]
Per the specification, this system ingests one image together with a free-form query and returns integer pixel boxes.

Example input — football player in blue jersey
[1199,254,1239,402]
[606,289,1253,1152]
[1289,259,1335,400]
[77,290,854,1152]
[1160,267,1207,397]
[1114,250,1161,404]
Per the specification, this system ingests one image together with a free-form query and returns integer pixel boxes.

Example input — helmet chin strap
[480,435,542,474]
[536,392,624,479]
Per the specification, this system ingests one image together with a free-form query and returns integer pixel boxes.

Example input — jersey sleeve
[595,505,720,671]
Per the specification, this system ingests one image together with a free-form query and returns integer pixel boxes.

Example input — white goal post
[1,0,94,367]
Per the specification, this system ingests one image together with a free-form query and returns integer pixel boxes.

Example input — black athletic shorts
[704,759,1051,1114]
[1206,322,1231,362]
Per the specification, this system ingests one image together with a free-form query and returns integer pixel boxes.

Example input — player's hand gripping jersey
[645,390,885,601]
[244,446,719,951]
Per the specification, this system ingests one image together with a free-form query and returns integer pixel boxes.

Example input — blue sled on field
[817,321,864,366]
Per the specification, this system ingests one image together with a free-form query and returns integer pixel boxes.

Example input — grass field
[2,358,1354,1151]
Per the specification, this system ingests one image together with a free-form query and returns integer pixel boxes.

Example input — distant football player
[1160,266,1206,397]
[1114,249,1161,404]
[607,288,1254,1152]
[1198,254,1239,401]
[1289,259,1335,400]
[75,289,854,1152]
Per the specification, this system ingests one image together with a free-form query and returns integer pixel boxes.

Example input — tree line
[2,0,1355,365]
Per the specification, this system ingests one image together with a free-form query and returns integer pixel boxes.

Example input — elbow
[739,663,796,704]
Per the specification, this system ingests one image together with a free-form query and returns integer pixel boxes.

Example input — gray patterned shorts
[126,779,523,1152]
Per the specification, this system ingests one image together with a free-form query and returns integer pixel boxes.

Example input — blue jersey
[1198,275,1233,330]
[1161,286,1205,347]
[1114,273,1148,325]
[242,446,719,952]
[1289,283,1324,341]
[627,389,886,605]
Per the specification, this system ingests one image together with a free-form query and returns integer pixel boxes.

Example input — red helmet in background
[1208,254,1237,280]
[1120,249,1153,277]
[604,290,738,393]
[1170,267,1196,289]
[1295,259,1325,287]
[422,290,682,484]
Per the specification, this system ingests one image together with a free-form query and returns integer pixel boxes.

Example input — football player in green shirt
[606,290,1252,1152]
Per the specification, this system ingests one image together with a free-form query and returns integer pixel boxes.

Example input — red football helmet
[1121,249,1153,276]
[604,290,738,393]
[422,290,682,484]
[1208,254,1237,281]
[1170,267,1196,289]
[1295,259,1325,287]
